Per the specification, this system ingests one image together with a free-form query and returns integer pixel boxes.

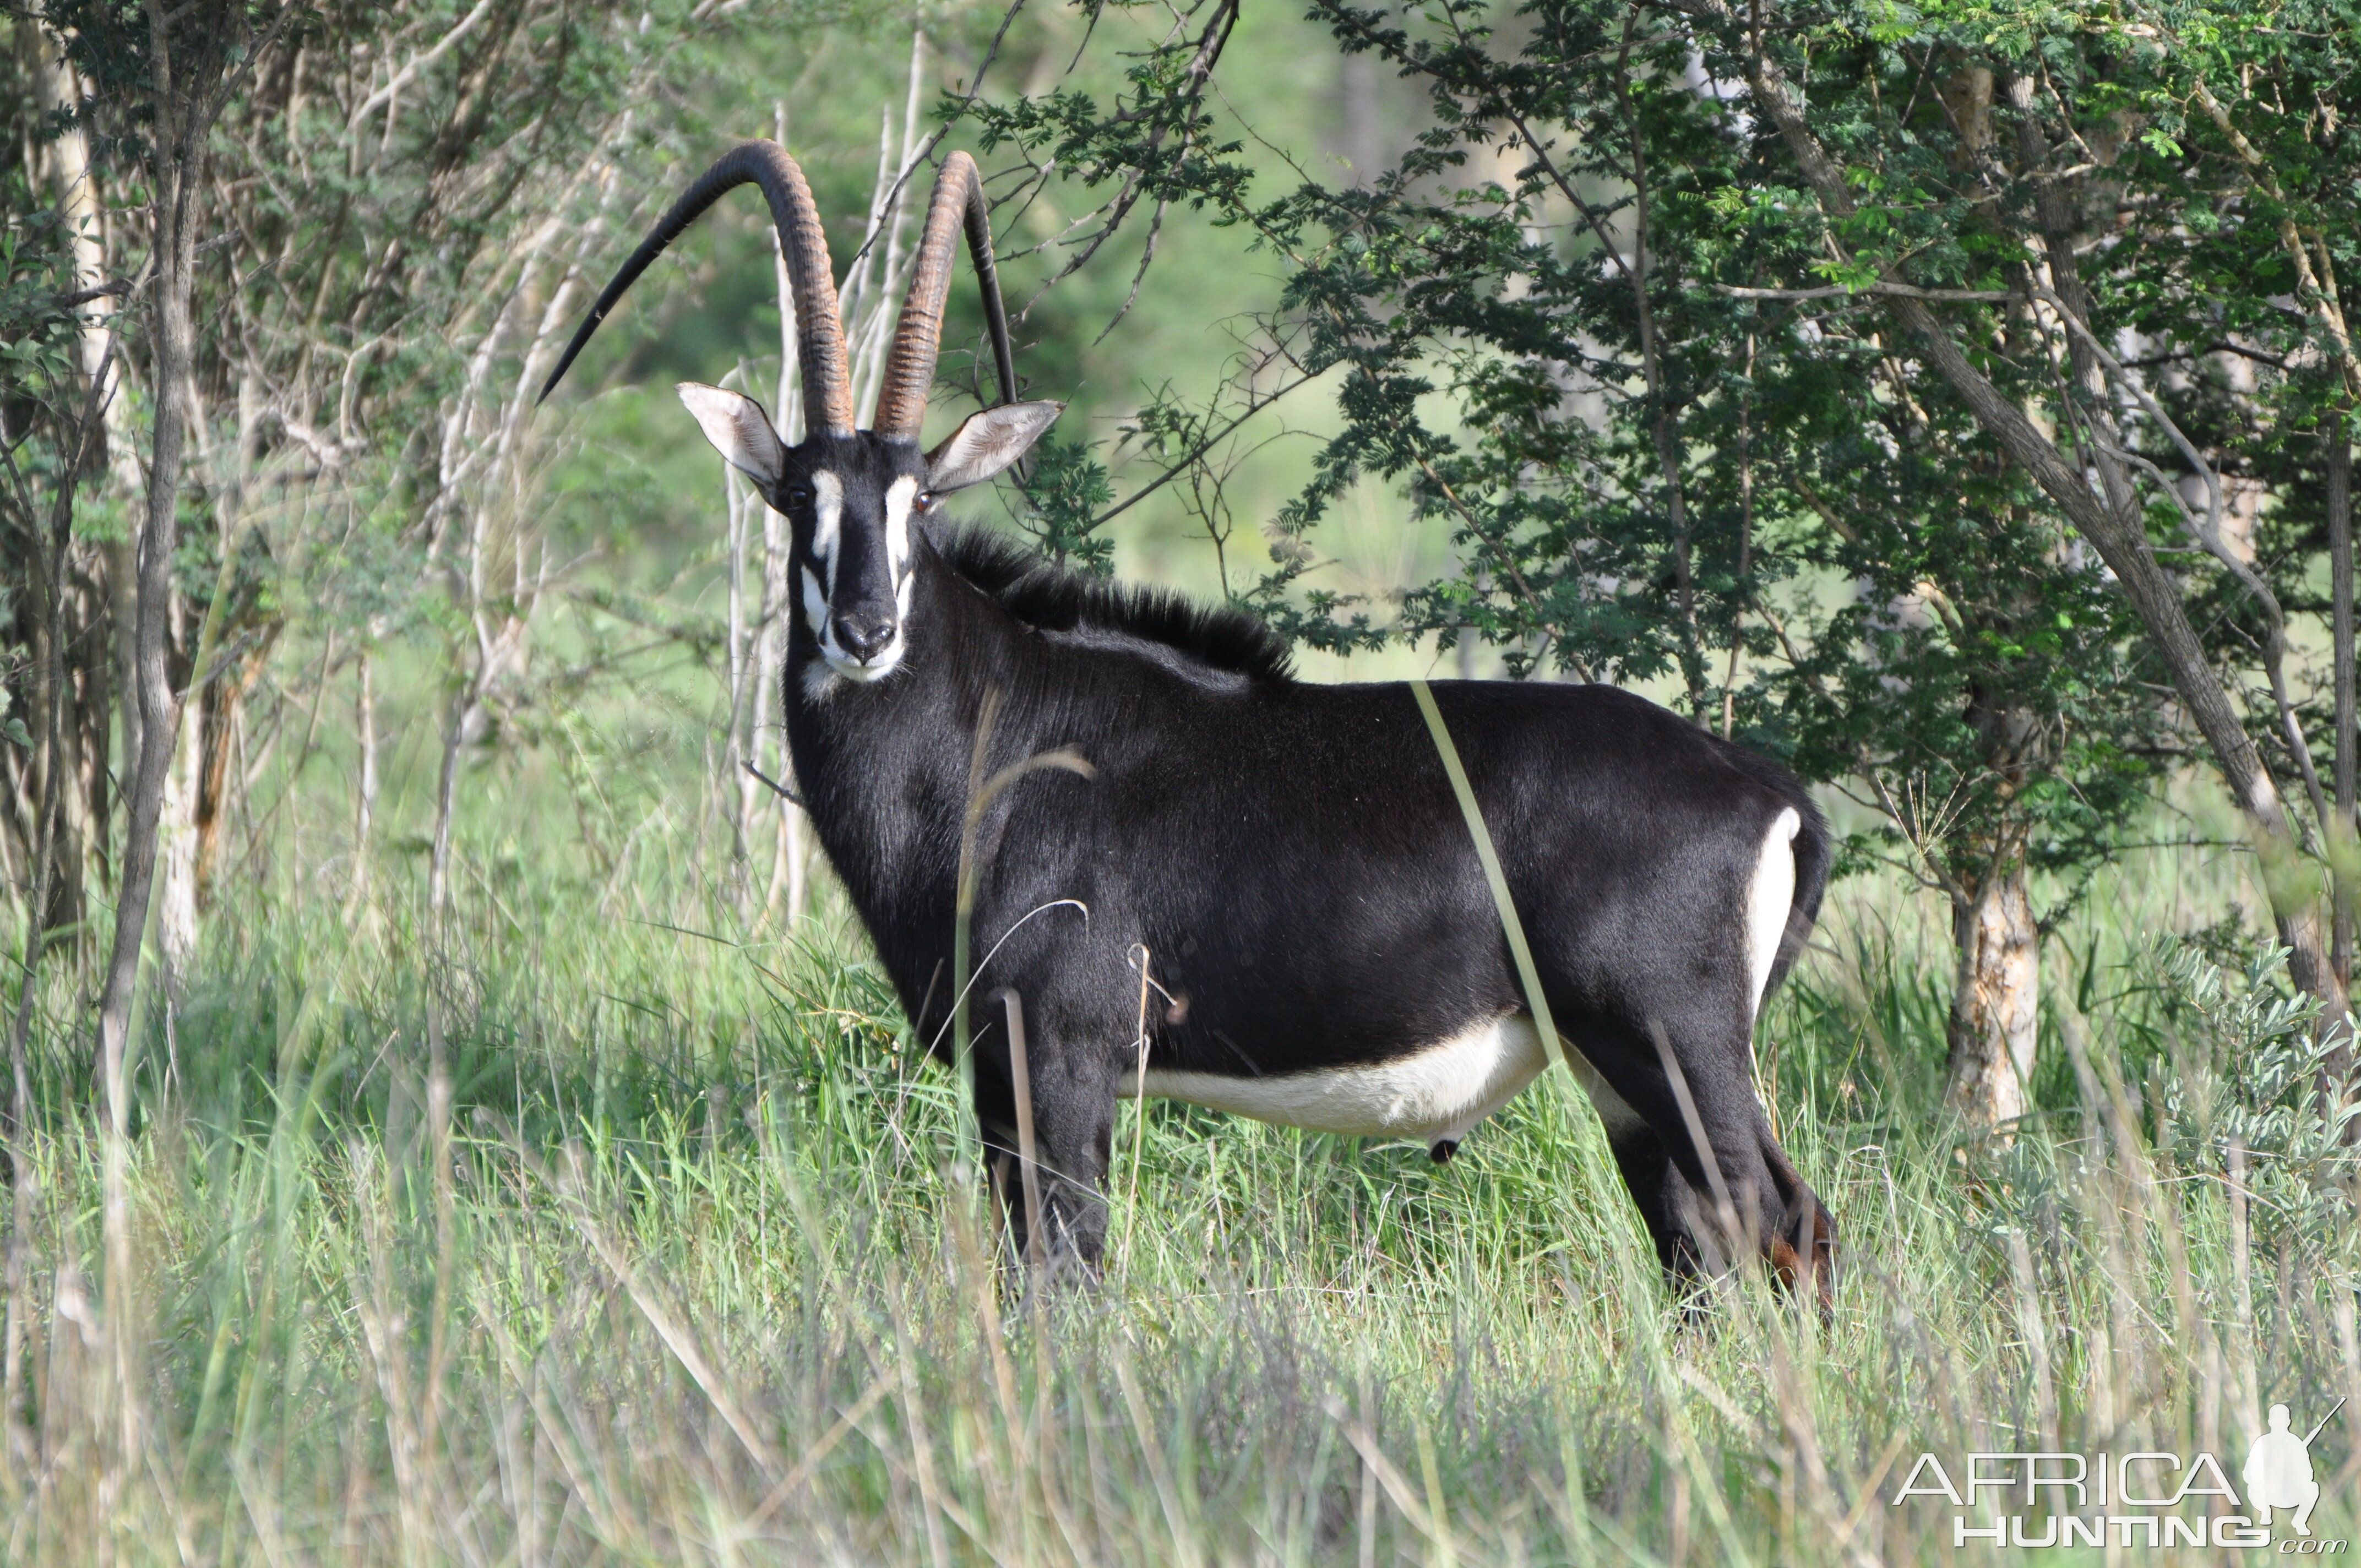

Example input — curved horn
[538,141,854,435]
[869,151,1018,442]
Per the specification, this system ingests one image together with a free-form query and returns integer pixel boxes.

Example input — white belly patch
[1129,1012,1554,1143]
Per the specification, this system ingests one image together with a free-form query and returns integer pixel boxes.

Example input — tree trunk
[156,590,202,992]
[93,0,273,1463]
[31,24,142,516]
[352,647,377,905]
[779,808,809,925]
[188,370,271,911]
[193,633,273,906]
[9,538,71,1156]
[96,70,202,1105]
[2,551,118,955]
[16,19,117,944]
[112,538,141,826]
[1947,864,2040,1127]
[95,206,182,1484]
[11,547,76,944]
[70,551,113,897]
[428,680,480,921]
[2331,428,2354,997]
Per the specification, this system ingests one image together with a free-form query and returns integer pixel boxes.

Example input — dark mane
[932,524,1296,683]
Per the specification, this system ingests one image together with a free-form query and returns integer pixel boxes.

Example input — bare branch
[1716,282,2016,302]
[346,0,499,134]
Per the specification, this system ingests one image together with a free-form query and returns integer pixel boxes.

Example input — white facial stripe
[811,471,843,592]
[884,475,917,579]
[801,565,830,643]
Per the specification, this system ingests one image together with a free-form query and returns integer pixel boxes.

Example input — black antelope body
[542,140,1839,1301]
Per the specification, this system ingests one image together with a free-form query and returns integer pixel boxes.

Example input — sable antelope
[542,140,1838,1300]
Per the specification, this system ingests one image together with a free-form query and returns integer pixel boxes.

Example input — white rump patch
[1132,1012,1553,1144]
[1746,807,1802,1021]
[801,565,829,642]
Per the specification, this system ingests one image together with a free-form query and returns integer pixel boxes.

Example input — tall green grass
[2,830,2356,1564]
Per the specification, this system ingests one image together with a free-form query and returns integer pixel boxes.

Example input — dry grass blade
[998,988,1048,1275]
[740,1376,893,1531]
[1319,1394,1438,1543]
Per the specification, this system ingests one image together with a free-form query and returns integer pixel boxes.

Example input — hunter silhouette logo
[2247,1402,2341,1539]
[1889,1398,2347,1549]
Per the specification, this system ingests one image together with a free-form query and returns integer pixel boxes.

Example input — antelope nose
[833,612,895,661]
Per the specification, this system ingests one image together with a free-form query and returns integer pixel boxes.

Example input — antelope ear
[678,383,786,485]
[923,401,1064,493]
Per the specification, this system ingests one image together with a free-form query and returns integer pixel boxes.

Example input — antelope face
[676,388,1064,682]
[539,141,1056,684]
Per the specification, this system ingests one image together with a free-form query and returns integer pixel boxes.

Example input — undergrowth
[1,848,2357,1565]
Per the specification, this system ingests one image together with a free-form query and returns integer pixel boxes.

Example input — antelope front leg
[976,994,1120,1286]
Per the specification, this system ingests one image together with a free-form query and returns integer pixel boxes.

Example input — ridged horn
[869,151,1018,441]
[538,141,854,436]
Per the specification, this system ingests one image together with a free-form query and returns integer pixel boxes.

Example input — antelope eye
[915,491,939,512]
[786,485,813,507]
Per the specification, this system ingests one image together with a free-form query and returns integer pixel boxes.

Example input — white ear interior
[923,401,1065,493]
[678,383,786,485]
